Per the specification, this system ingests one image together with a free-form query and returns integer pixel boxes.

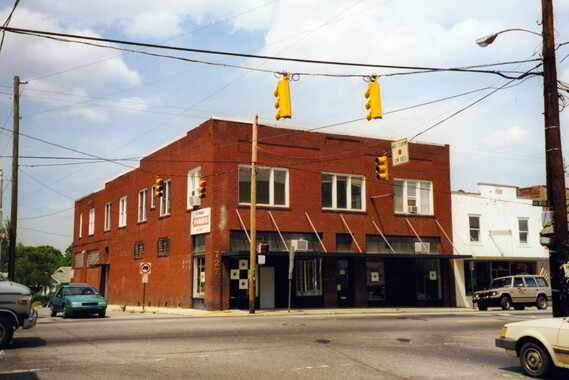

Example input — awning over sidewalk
[222,251,472,259]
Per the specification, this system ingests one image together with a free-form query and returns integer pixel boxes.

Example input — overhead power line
[0,26,543,80]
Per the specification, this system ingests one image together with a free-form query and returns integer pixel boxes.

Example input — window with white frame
[160,180,171,216]
[468,215,480,242]
[238,166,288,207]
[104,202,111,232]
[150,186,156,209]
[321,173,364,211]
[519,218,529,244]
[88,208,95,235]
[187,168,202,208]
[393,179,433,215]
[138,189,147,222]
[295,258,322,296]
[119,196,127,227]
[79,213,83,238]
[469,215,481,242]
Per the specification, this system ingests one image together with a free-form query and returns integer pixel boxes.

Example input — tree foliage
[1,218,70,293]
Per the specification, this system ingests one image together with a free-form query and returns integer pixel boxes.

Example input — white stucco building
[452,183,549,307]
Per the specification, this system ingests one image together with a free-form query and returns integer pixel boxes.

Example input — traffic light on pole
[154,177,164,197]
[375,155,389,181]
[274,75,291,120]
[365,77,382,121]
[198,178,206,198]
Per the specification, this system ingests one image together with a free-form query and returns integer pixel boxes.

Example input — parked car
[495,317,569,378]
[50,283,107,318]
[0,274,38,349]
[473,275,551,311]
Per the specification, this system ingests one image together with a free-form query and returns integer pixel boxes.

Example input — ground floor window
[193,256,205,298]
[464,260,537,295]
[366,259,385,301]
[295,258,322,296]
[415,259,441,300]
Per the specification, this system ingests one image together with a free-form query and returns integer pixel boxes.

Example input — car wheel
[0,317,14,350]
[62,305,69,319]
[500,296,511,310]
[520,341,552,378]
[536,296,548,310]
[50,305,57,317]
[478,304,488,311]
[98,308,106,318]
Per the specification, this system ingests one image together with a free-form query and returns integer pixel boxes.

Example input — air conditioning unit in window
[414,242,430,254]
[189,196,201,208]
[291,239,309,251]
[408,206,418,213]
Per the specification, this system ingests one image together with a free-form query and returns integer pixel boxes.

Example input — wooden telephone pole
[541,0,569,317]
[249,115,258,314]
[8,76,20,281]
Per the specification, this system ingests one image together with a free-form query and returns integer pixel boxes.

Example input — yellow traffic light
[274,75,291,120]
[155,177,164,197]
[365,78,382,121]
[198,178,207,199]
[375,155,389,181]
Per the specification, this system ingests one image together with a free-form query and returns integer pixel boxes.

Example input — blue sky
[1,0,568,252]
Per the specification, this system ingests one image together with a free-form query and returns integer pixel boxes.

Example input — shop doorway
[337,260,352,307]
[260,266,275,308]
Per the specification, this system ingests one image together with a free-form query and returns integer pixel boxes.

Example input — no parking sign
[140,262,152,275]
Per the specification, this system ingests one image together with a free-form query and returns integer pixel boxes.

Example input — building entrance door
[260,266,275,308]
[337,260,352,307]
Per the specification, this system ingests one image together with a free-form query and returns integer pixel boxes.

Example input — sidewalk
[106,304,478,317]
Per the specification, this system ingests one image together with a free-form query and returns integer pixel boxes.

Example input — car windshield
[490,278,511,289]
[64,286,98,296]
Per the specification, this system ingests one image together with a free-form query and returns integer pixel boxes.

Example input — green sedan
[50,283,107,318]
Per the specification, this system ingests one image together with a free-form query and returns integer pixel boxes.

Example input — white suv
[474,275,551,311]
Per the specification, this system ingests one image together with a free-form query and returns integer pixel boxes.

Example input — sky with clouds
[0,0,568,252]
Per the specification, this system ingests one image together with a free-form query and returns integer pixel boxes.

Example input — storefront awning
[222,251,472,259]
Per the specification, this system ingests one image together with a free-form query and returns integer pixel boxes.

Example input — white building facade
[452,183,549,307]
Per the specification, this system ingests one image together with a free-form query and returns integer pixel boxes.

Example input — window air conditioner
[291,239,309,251]
[408,206,418,213]
[189,196,201,208]
[414,242,430,254]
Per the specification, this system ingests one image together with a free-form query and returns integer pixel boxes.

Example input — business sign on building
[191,207,211,235]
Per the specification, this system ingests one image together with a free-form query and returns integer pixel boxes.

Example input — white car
[495,317,569,378]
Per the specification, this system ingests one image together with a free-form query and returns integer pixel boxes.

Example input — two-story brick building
[72,118,464,310]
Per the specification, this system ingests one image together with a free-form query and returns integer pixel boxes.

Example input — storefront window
[295,259,322,296]
[415,259,441,300]
[366,259,385,301]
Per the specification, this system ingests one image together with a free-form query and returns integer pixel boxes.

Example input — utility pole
[249,115,258,314]
[542,0,569,317]
[8,76,20,281]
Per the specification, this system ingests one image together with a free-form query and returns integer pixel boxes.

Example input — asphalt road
[1,308,567,379]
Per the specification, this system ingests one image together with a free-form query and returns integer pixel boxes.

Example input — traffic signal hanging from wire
[274,74,291,120]
[198,178,207,199]
[365,77,382,121]
[155,176,164,197]
[375,154,389,181]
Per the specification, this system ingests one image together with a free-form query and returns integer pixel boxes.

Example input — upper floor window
[238,166,288,207]
[469,215,480,242]
[79,213,83,239]
[160,180,171,216]
[518,218,529,244]
[138,189,148,223]
[187,168,202,209]
[88,208,95,235]
[322,173,364,211]
[394,179,433,215]
[104,202,112,232]
[119,196,127,227]
[151,185,157,209]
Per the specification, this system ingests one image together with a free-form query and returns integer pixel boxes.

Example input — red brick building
[72,118,462,310]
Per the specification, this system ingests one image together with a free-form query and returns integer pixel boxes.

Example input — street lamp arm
[476,28,542,47]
